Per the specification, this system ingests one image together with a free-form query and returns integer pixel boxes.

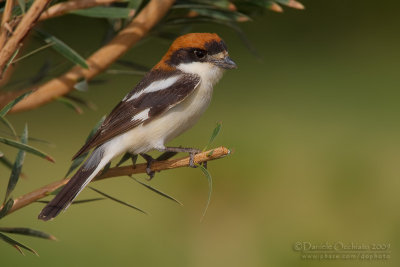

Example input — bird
[38,33,237,221]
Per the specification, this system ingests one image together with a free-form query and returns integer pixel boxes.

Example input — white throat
[177,62,224,87]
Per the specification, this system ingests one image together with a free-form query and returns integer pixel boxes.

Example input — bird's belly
[107,83,213,156]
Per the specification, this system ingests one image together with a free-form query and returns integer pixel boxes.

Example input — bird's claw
[140,153,156,180]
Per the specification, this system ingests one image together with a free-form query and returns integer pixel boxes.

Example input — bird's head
[154,33,237,73]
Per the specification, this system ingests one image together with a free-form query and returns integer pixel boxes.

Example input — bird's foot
[131,154,138,169]
[140,153,156,180]
[159,146,204,168]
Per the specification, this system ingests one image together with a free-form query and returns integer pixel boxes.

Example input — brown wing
[72,70,200,159]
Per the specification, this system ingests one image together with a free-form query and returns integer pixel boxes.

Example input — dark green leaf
[129,176,183,206]
[2,48,19,75]
[274,0,304,9]
[12,43,55,64]
[64,152,87,178]
[49,186,64,195]
[0,91,32,117]
[105,69,146,76]
[0,232,38,256]
[198,164,212,221]
[178,0,230,9]
[86,116,106,142]
[0,227,56,240]
[65,116,105,177]
[128,0,143,10]
[0,199,14,219]
[57,97,83,114]
[0,137,55,163]
[116,152,133,167]
[0,116,17,138]
[0,154,26,177]
[36,30,88,69]
[17,0,26,13]
[70,7,133,19]
[204,122,222,151]
[156,151,177,161]
[37,197,104,205]
[192,8,250,22]
[172,3,224,10]
[89,186,147,214]
[116,60,150,72]
[0,129,54,146]
[64,95,97,110]
[4,125,28,203]
[99,161,111,176]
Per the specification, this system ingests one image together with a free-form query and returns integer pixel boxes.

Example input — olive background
[1,0,400,266]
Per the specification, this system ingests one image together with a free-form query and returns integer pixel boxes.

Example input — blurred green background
[1,0,400,266]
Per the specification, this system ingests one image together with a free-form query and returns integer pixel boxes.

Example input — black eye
[194,50,206,59]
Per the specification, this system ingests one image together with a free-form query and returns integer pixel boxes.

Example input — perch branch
[0,0,51,77]
[39,0,129,21]
[0,0,14,49]
[5,146,230,216]
[0,0,175,112]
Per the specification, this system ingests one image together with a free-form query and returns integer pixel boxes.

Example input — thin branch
[39,0,128,21]
[0,0,51,77]
[0,0,14,49]
[5,146,230,216]
[0,0,175,112]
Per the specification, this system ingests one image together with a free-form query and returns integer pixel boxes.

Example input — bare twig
[0,0,14,49]
[39,0,128,21]
[5,146,230,216]
[0,0,175,112]
[0,0,51,77]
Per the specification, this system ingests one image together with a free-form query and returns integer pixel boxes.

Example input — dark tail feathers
[38,147,104,221]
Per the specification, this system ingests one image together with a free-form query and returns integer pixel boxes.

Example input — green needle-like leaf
[17,0,26,14]
[2,48,19,76]
[116,152,133,167]
[89,186,147,214]
[99,162,111,176]
[36,30,88,69]
[129,176,183,206]
[0,91,32,117]
[0,233,38,256]
[65,116,105,177]
[4,125,28,203]
[0,154,14,170]
[0,227,56,241]
[64,152,87,178]
[70,7,133,19]
[198,165,212,221]
[0,137,55,163]
[274,0,304,9]
[0,116,17,138]
[57,97,83,114]
[204,122,222,151]
[0,199,14,219]
[128,0,143,10]
[36,198,105,205]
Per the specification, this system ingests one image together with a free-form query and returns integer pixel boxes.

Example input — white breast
[103,62,224,157]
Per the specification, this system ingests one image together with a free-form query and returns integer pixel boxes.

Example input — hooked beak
[211,55,237,69]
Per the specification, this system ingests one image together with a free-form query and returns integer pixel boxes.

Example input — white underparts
[125,75,181,101]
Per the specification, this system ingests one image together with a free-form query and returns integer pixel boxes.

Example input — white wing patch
[126,75,181,102]
[131,108,150,122]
